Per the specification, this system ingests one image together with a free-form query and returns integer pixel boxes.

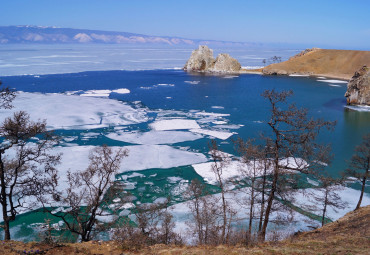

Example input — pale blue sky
[2,0,370,49]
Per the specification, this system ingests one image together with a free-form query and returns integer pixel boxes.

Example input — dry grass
[1,205,369,255]
[263,49,370,80]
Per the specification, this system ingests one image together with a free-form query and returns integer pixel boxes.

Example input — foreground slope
[263,48,370,80]
[1,205,369,254]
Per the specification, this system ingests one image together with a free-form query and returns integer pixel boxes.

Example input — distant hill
[262,48,370,80]
[0,26,262,47]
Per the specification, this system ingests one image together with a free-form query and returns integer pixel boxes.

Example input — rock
[289,48,320,60]
[184,45,215,72]
[345,66,370,106]
[210,53,241,73]
[184,45,241,73]
[262,69,289,75]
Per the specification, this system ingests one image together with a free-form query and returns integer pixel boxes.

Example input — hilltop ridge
[262,48,370,80]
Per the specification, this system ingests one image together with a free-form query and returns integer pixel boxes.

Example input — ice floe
[0,92,147,130]
[317,79,348,84]
[106,130,203,145]
[55,145,207,186]
[194,111,230,117]
[293,187,370,221]
[80,89,111,97]
[112,88,130,94]
[184,81,200,85]
[192,157,307,184]
[345,105,370,112]
[211,106,225,109]
[190,128,234,140]
[289,74,309,77]
[192,161,242,184]
[150,119,200,131]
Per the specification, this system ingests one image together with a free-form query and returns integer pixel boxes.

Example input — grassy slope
[1,205,369,255]
[263,49,370,80]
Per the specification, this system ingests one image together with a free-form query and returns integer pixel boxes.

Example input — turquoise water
[2,70,368,174]
[1,69,369,241]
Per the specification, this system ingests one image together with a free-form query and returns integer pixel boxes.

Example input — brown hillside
[1,205,369,255]
[263,49,370,80]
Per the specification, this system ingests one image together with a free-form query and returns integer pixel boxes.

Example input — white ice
[289,74,309,77]
[192,161,242,184]
[190,128,234,140]
[55,145,207,187]
[106,130,203,145]
[194,111,230,117]
[317,79,348,84]
[345,105,370,112]
[150,119,200,131]
[293,187,370,221]
[0,92,148,130]
[192,157,306,184]
[112,88,130,94]
[184,81,200,85]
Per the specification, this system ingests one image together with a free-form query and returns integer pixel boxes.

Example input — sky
[1,0,370,49]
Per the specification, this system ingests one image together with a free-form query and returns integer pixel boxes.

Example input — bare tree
[0,111,60,240]
[43,145,127,242]
[306,176,347,226]
[258,89,335,240]
[209,140,235,244]
[234,138,268,243]
[0,81,16,109]
[133,198,180,245]
[185,179,220,245]
[344,133,370,210]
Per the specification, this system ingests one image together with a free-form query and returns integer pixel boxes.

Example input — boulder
[183,45,215,71]
[345,66,370,106]
[210,53,241,73]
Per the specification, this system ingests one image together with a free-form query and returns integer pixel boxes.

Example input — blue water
[1,69,369,241]
[2,70,368,176]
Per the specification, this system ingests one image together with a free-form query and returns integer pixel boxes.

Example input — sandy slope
[1,205,369,254]
[262,49,370,80]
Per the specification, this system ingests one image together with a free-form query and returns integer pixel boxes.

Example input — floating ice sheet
[150,119,200,131]
[293,187,370,221]
[106,130,203,145]
[192,157,306,184]
[55,145,207,185]
[317,79,348,84]
[192,161,242,184]
[190,128,234,140]
[0,92,147,130]
[345,105,370,112]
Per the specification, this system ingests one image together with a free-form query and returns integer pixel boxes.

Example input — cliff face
[184,45,241,73]
[345,66,370,106]
[184,45,215,71]
[262,49,370,80]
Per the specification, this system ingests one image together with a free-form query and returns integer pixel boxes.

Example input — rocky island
[345,65,370,106]
[184,45,242,73]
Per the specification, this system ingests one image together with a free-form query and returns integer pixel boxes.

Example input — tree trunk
[260,155,279,241]
[1,155,11,240]
[322,192,328,227]
[2,218,11,240]
[248,179,255,239]
[258,167,267,233]
[355,175,367,211]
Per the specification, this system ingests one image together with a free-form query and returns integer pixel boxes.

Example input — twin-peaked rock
[184,45,241,73]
